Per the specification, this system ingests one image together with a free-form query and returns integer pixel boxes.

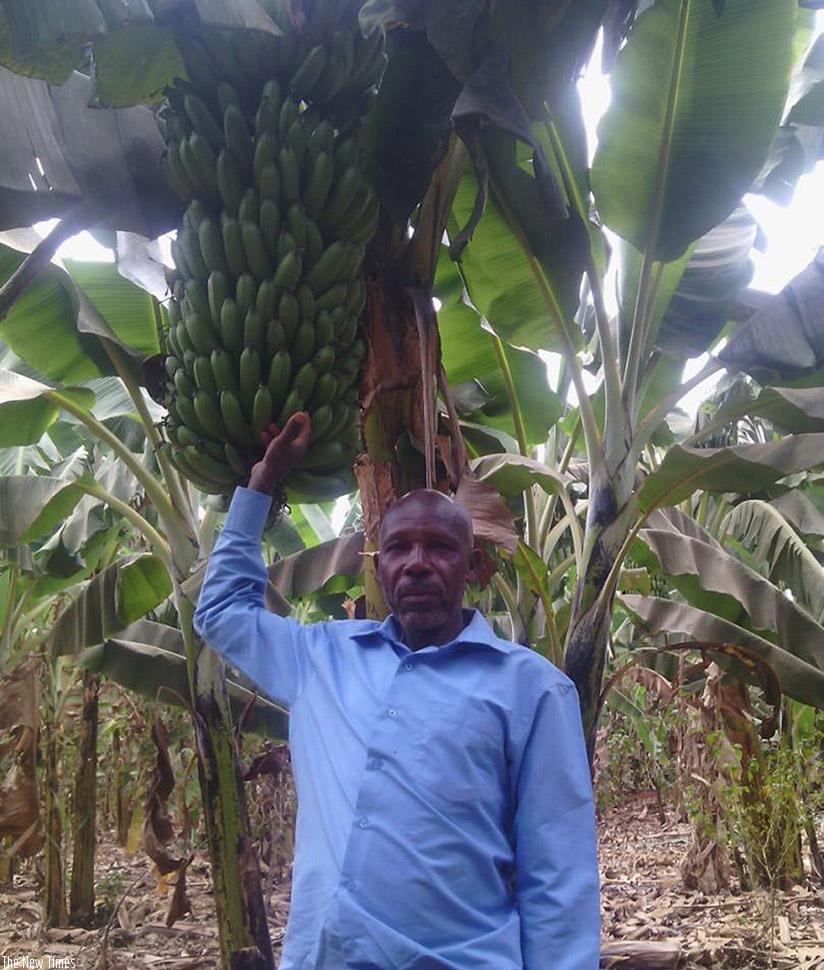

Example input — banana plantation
[0,0,824,966]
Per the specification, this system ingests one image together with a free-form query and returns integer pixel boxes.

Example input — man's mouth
[398,588,440,604]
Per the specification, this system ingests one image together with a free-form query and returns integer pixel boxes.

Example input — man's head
[375,489,481,650]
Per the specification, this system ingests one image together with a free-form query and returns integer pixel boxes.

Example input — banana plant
[1,0,824,775]
[0,246,283,963]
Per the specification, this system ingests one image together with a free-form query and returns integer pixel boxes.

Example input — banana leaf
[622,593,824,710]
[47,553,172,656]
[592,0,795,262]
[638,434,824,512]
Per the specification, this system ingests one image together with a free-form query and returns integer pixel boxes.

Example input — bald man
[195,413,599,970]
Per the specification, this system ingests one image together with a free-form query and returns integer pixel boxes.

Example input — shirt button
[403,662,413,671]
[387,707,398,718]
[368,758,383,770]
[358,817,369,828]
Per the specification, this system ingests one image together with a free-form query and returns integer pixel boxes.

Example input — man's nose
[404,544,430,570]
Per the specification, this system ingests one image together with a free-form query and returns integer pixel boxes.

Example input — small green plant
[95,868,128,923]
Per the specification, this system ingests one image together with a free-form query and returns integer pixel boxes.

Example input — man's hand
[248,412,311,496]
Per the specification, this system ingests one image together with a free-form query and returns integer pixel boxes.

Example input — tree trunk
[42,715,67,927]
[564,478,636,757]
[69,670,100,927]
[179,594,274,970]
[356,247,438,612]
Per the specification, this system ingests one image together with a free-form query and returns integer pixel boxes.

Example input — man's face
[376,491,480,650]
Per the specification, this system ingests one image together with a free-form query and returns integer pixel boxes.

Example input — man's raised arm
[194,413,314,708]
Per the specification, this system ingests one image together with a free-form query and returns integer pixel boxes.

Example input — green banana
[217,81,242,116]
[193,389,228,441]
[306,405,335,444]
[307,119,335,159]
[313,343,336,375]
[194,355,217,394]
[314,282,348,313]
[257,163,281,204]
[286,116,308,168]
[278,97,299,143]
[252,383,275,438]
[181,132,219,195]
[301,438,346,469]
[289,44,327,99]
[260,199,281,255]
[238,187,260,226]
[174,394,208,439]
[239,346,262,416]
[219,298,244,353]
[253,132,278,182]
[165,354,182,380]
[291,320,316,369]
[183,93,223,152]
[304,217,324,267]
[184,278,210,320]
[265,319,286,357]
[164,142,196,200]
[286,204,308,249]
[217,148,244,215]
[179,226,209,282]
[236,272,258,316]
[306,241,349,294]
[303,150,334,217]
[198,218,228,275]
[211,347,240,395]
[296,284,315,322]
[183,444,238,486]
[224,441,249,478]
[220,390,256,447]
[266,349,292,413]
[169,447,227,495]
[184,311,217,355]
[313,309,334,347]
[207,270,229,328]
[174,368,195,399]
[221,217,248,277]
[278,292,300,341]
[244,307,265,354]
[277,387,304,425]
[242,221,274,283]
[322,166,364,228]
[223,103,253,174]
[278,146,301,208]
[306,371,337,410]
[256,278,278,321]
[273,250,302,289]
[292,360,317,402]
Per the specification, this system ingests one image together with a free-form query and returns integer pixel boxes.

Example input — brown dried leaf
[455,473,518,555]
[165,854,194,928]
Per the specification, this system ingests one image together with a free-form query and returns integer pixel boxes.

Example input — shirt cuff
[224,486,272,536]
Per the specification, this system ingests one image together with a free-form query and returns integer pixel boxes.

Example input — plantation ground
[0,793,822,969]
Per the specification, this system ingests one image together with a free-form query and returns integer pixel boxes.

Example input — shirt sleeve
[513,680,601,970]
[193,487,314,709]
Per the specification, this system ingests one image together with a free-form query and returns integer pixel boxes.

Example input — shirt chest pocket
[413,704,504,804]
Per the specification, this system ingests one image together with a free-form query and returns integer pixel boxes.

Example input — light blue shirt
[195,487,600,970]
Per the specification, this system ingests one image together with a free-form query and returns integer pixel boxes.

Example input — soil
[0,793,822,969]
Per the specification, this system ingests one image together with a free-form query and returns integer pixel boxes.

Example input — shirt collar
[351,609,514,654]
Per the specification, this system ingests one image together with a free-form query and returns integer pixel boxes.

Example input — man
[195,412,600,970]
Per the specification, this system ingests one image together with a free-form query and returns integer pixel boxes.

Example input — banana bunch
[159,18,384,500]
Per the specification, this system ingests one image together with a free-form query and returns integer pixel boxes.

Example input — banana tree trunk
[357,255,434,614]
[69,670,99,927]
[177,594,275,970]
[42,701,67,928]
[564,476,637,759]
